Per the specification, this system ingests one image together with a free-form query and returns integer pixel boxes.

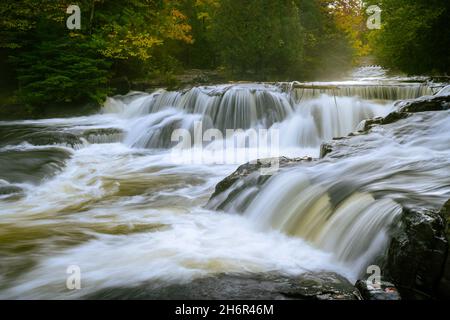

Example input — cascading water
[103,84,392,153]
[0,68,448,299]
[208,109,450,277]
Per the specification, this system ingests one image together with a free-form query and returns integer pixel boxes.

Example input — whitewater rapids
[0,69,448,299]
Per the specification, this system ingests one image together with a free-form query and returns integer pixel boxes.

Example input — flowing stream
[0,67,449,299]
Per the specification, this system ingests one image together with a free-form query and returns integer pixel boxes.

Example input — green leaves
[1,0,194,111]
[15,37,111,107]
[368,0,450,74]
[212,0,305,79]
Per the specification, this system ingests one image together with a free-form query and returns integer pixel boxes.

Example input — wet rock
[81,128,124,144]
[207,156,313,211]
[383,206,448,299]
[380,111,410,125]
[396,94,450,113]
[24,131,82,148]
[356,94,450,136]
[355,279,401,300]
[320,142,334,158]
[86,272,361,300]
[438,200,450,298]
[0,185,23,196]
[280,272,361,300]
[360,117,383,131]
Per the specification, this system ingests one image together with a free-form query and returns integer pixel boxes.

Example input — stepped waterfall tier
[0,69,449,299]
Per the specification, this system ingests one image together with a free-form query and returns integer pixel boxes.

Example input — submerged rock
[0,185,23,195]
[24,131,82,148]
[81,128,124,144]
[86,272,361,300]
[0,147,72,184]
[0,180,24,199]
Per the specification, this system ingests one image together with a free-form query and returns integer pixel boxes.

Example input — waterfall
[288,84,433,102]
[242,170,403,274]
[104,84,393,151]
[104,85,294,130]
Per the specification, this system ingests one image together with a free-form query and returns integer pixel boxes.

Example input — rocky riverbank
[87,272,363,300]
[207,90,450,300]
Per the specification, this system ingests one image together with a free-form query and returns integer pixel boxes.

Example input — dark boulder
[383,205,449,299]
[438,200,450,298]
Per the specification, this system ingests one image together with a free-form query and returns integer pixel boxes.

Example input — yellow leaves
[98,28,164,60]
[90,0,194,61]
[68,32,84,38]
[197,12,210,20]
[161,9,193,44]
[171,9,186,20]
[325,0,370,59]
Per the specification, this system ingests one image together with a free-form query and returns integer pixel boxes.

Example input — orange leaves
[165,8,193,43]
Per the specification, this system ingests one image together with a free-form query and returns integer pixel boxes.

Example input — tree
[367,0,450,75]
[212,0,304,80]
[324,0,370,62]
[294,0,354,79]
[0,0,194,112]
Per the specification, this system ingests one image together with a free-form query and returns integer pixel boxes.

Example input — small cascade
[243,169,403,272]
[287,84,433,102]
[124,109,210,149]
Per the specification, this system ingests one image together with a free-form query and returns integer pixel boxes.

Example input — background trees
[0,0,193,110]
[1,0,448,117]
[366,0,450,75]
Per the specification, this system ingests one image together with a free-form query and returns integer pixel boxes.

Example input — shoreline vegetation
[1,69,450,121]
[1,1,449,120]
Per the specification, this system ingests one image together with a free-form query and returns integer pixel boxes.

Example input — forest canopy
[0,0,449,115]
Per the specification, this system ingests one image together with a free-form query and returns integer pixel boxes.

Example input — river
[0,67,449,299]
